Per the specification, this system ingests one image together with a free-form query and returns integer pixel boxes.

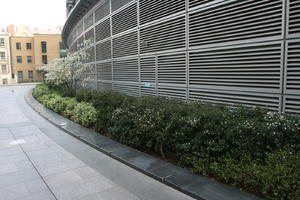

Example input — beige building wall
[33,34,62,69]
[10,34,63,82]
[10,37,37,82]
[0,33,15,85]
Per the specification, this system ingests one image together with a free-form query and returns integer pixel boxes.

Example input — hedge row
[33,84,300,200]
[33,84,97,127]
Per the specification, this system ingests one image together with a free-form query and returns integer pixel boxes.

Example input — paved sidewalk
[0,86,194,200]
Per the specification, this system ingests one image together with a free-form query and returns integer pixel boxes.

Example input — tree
[42,40,95,89]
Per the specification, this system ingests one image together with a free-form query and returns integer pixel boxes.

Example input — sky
[0,0,66,30]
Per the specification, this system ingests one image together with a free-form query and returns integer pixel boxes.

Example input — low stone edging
[25,90,264,200]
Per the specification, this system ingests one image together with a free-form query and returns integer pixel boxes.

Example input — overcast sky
[0,0,66,30]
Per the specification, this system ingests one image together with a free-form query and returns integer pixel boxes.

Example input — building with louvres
[62,0,300,114]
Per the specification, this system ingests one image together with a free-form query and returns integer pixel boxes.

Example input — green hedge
[33,85,97,128]
[33,84,300,200]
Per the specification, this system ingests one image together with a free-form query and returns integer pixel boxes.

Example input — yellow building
[10,34,65,82]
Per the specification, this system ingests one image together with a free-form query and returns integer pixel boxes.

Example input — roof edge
[62,0,99,48]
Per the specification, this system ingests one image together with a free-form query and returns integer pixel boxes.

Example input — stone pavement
[0,86,195,200]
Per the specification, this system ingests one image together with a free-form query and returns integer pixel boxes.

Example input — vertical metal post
[185,0,189,101]
[280,0,289,113]
[155,55,158,96]
[137,0,141,97]
[109,0,114,91]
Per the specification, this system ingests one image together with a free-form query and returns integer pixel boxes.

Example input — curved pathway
[0,85,194,200]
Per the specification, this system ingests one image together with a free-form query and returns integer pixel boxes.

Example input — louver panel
[97,82,112,90]
[189,88,280,110]
[139,0,185,25]
[140,57,156,83]
[86,46,95,63]
[96,40,111,61]
[286,41,300,94]
[96,62,112,80]
[95,19,111,42]
[158,87,187,99]
[95,0,110,23]
[141,86,156,96]
[112,3,137,35]
[114,84,139,96]
[84,13,94,30]
[189,0,215,8]
[111,0,133,12]
[189,43,282,93]
[113,59,139,82]
[113,31,138,58]
[85,64,96,80]
[70,42,77,52]
[284,95,300,114]
[77,36,84,50]
[86,82,97,89]
[140,16,186,54]
[77,20,84,36]
[189,0,283,46]
[289,0,300,35]
[158,53,186,85]
[85,28,94,43]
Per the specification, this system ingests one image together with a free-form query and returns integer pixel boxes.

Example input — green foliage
[186,149,300,200]
[70,102,97,127]
[32,84,300,200]
[32,83,51,99]
[62,98,78,118]
[33,84,97,127]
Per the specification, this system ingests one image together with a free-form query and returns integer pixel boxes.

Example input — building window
[0,52,5,60]
[26,43,32,50]
[42,55,48,64]
[16,42,21,50]
[27,56,32,63]
[0,38,4,47]
[28,71,34,79]
[2,78,8,85]
[59,42,66,50]
[17,56,22,63]
[1,65,7,73]
[59,42,67,58]
[17,71,23,80]
[41,41,47,53]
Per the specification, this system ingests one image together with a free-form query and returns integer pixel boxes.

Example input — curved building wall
[63,0,300,114]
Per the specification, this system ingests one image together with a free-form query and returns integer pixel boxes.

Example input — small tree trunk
[160,143,167,161]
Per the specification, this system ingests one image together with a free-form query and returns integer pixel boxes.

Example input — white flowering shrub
[42,40,95,89]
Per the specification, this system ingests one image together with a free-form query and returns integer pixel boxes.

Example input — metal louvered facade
[63,0,300,114]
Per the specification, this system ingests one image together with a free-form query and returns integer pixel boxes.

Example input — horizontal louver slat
[95,19,111,42]
[289,0,300,35]
[113,59,139,82]
[140,57,156,83]
[112,3,137,35]
[140,16,186,54]
[95,0,110,23]
[96,40,111,61]
[140,0,185,25]
[286,41,300,94]
[189,43,282,92]
[114,84,140,96]
[97,62,112,81]
[113,31,138,58]
[158,53,186,85]
[189,0,282,46]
